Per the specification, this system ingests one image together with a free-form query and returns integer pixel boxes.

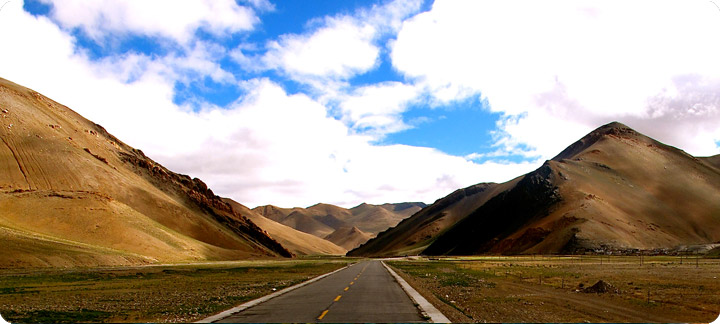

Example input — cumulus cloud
[0,0,537,208]
[36,0,258,43]
[161,79,538,207]
[338,82,422,137]
[259,0,422,83]
[391,0,720,157]
[254,0,428,139]
[264,18,379,80]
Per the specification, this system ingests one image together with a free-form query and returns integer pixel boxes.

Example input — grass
[389,255,720,323]
[0,259,350,323]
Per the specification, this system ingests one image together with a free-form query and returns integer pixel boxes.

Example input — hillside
[352,122,720,256]
[224,199,346,255]
[0,77,291,268]
[700,154,720,171]
[348,183,513,257]
[348,202,425,234]
[323,226,373,250]
[254,202,424,241]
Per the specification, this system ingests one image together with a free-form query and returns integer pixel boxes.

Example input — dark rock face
[423,162,561,255]
[347,183,498,257]
[119,149,293,258]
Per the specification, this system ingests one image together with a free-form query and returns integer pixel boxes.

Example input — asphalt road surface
[215,260,427,323]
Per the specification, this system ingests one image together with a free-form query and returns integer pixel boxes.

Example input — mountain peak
[552,121,644,161]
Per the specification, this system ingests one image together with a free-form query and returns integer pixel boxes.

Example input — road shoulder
[382,261,451,323]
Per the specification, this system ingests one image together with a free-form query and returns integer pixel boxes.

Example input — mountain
[254,202,425,238]
[349,183,512,257]
[0,77,292,268]
[323,226,373,250]
[348,202,426,234]
[223,199,346,255]
[351,122,720,256]
[700,154,720,170]
[253,202,425,249]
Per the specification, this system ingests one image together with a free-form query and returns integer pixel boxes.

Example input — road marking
[350,281,354,285]
[317,309,329,320]
[196,264,351,323]
[344,287,349,291]
[334,295,342,302]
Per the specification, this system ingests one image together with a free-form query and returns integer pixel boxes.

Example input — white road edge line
[382,261,451,323]
[195,263,353,323]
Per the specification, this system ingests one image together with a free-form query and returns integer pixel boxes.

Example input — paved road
[215,260,426,323]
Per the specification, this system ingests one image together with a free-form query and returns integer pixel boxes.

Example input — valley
[2,76,720,323]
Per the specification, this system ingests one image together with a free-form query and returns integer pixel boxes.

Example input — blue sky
[2,0,720,207]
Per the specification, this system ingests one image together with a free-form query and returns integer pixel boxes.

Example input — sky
[1,0,719,208]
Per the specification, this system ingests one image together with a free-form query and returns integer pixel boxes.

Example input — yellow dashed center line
[317,309,329,320]
[350,281,354,285]
[334,295,342,302]
[344,287,349,291]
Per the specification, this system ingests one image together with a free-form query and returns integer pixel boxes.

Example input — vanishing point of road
[209,260,434,323]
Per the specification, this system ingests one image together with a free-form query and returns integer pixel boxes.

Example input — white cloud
[338,82,422,137]
[263,18,379,79]
[259,0,423,82]
[391,0,720,157]
[254,0,429,139]
[0,0,538,209]
[37,0,258,43]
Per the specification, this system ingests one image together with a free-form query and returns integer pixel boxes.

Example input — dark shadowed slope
[424,122,720,255]
[0,77,291,268]
[353,122,720,257]
[348,182,514,257]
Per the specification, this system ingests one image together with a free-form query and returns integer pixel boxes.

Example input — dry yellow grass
[0,259,349,323]
[390,256,720,323]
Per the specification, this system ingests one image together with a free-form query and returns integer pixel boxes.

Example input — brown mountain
[0,77,291,268]
[348,202,426,234]
[223,199,346,255]
[349,183,512,257]
[323,226,373,250]
[351,122,720,256]
[700,154,720,170]
[253,202,426,247]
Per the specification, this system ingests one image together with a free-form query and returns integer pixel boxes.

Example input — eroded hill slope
[0,77,291,268]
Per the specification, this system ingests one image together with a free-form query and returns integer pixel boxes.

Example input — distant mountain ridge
[351,122,720,256]
[223,199,346,255]
[253,201,426,247]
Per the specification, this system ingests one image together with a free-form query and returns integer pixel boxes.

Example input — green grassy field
[0,258,352,323]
